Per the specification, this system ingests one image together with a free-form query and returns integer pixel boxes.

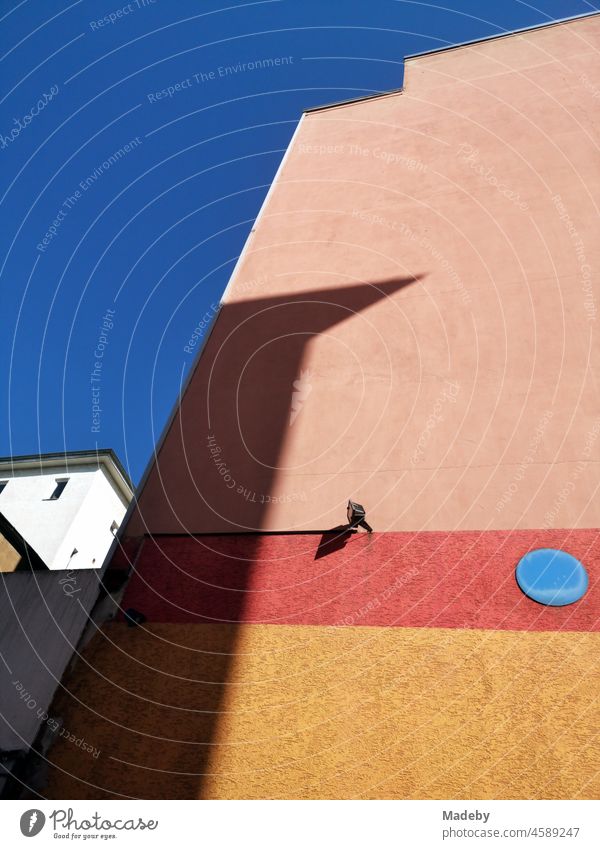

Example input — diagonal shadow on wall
[44,274,424,799]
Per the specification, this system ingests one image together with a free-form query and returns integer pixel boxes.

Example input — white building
[0,450,134,571]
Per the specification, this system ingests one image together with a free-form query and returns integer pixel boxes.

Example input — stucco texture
[44,530,600,799]
[116,531,600,631]
[45,622,600,799]
[125,14,600,536]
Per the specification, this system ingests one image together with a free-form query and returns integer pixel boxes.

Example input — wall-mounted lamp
[347,500,373,533]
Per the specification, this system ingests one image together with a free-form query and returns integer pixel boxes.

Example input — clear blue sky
[0,0,595,484]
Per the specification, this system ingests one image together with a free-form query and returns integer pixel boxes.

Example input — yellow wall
[46,623,600,799]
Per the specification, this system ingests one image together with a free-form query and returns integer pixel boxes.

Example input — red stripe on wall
[120,530,600,631]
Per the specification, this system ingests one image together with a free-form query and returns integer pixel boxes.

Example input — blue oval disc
[516,548,588,606]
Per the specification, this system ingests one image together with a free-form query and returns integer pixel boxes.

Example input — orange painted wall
[46,623,600,799]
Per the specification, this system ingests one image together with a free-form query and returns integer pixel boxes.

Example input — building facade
[44,14,600,799]
[0,450,133,797]
[0,450,133,571]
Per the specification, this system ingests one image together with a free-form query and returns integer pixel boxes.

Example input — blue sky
[0,0,596,484]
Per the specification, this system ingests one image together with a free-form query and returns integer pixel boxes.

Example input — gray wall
[0,569,100,751]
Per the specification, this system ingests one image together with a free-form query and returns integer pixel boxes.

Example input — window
[48,478,69,500]
[0,481,8,495]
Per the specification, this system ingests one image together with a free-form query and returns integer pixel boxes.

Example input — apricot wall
[126,15,600,536]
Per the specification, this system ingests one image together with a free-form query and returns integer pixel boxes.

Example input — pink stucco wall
[127,15,600,535]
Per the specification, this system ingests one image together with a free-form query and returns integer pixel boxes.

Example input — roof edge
[304,86,404,114]
[0,449,134,501]
[302,10,600,115]
[404,9,600,62]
